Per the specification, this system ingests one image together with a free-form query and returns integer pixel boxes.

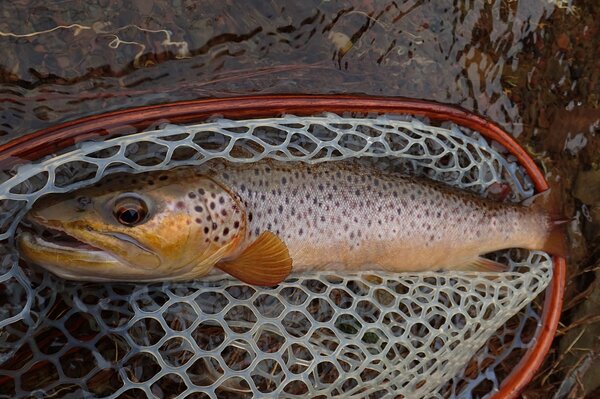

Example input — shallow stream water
[0,1,599,397]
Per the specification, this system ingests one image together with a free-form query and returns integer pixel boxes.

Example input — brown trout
[17,160,565,285]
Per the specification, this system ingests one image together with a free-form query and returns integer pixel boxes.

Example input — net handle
[0,94,565,397]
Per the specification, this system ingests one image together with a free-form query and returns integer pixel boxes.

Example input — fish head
[17,171,247,281]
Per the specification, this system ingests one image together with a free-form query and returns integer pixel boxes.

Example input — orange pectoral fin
[216,231,292,286]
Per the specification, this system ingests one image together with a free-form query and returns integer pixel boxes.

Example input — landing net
[0,114,552,398]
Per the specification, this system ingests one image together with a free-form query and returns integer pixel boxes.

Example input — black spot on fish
[76,196,92,211]
[198,188,205,195]
[281,177,287,185]
[195,206,203,212]
[210,202,216,210]
[255,227,260,236]
[298,228,303,236]
[195,218,202,224]
[212,223,218,230]
[233,221,240,229]
[410,194,415,200]
[204,227,209,234]
[278,205,283,214]
[223,227,229,236]
[159,175,168,181]
[214,236,219,242]
[188,192,196,199]
[355,189,360,196]
[176,201,185,209]
[219,196,225,204]
[240,184,246,193]
[249,212,253,222]
[221,209,227,216]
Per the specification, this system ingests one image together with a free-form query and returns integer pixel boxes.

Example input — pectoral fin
[216,231,292,286]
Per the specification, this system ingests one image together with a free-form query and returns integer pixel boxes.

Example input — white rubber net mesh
[0,114,553,398]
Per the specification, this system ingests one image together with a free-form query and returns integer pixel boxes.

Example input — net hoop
[0,95,565,398]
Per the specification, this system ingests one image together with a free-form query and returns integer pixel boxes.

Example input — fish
[16,160,566,285]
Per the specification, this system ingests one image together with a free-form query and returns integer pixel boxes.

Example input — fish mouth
[19,221,104,253]
[17,212,162,279]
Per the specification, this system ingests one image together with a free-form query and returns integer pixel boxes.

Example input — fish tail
[523,188,569,257]
[541,221,568,257]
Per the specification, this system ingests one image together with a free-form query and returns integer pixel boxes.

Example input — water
[0,0,598,396]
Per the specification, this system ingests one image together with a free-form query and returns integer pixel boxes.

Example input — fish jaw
[17,230,146,281]
[17,212,165,281]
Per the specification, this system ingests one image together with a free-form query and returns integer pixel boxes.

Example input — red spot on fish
[486,182,512,201]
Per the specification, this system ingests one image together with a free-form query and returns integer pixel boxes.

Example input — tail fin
[541,221,568,257]
[523,189,569,257]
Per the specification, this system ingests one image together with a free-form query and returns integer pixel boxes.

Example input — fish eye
[113,196,148,227]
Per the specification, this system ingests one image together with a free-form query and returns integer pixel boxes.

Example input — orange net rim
[0,94,565,398]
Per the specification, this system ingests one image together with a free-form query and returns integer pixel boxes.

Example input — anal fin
[460,257,507,272]
[216,231,292,286]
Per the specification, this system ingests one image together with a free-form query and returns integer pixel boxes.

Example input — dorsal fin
[216,231,292,286]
